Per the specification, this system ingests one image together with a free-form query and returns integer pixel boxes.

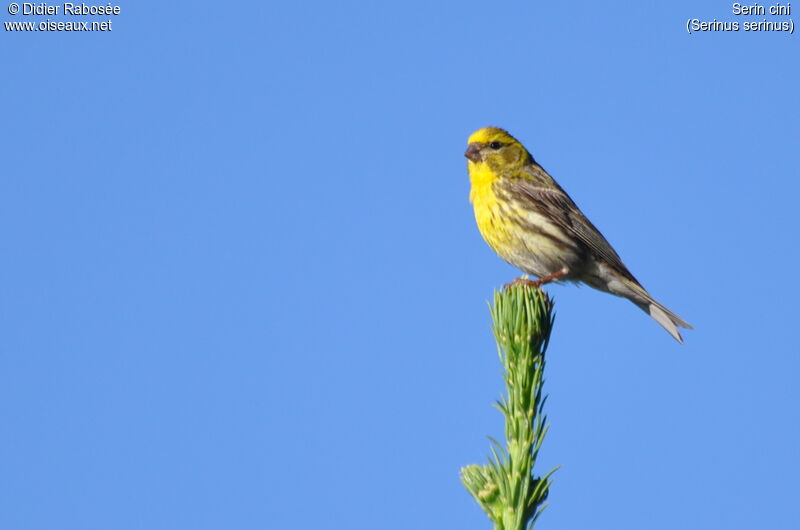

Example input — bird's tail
[623,280,693,343]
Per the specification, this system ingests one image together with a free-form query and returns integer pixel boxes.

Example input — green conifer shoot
[461,284,558,530]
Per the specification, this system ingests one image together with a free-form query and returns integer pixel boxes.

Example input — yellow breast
[469,163,512,253]
[469,162,572,277]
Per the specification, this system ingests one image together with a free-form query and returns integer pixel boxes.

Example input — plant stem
[461,284,557,530]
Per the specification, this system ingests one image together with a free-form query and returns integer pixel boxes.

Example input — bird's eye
[489,141,502,149]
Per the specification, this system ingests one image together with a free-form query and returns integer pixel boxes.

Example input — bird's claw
[504,270,568,291]
[504,276,540,290]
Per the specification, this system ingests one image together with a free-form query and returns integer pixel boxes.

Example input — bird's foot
[504,275,538,290]
[504,269,568,290]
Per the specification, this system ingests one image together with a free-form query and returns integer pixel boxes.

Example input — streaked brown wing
[505,165,638,282]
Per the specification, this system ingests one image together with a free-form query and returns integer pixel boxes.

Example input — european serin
[466,127,692,343]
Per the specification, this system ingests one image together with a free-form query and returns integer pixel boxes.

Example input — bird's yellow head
[464,127,532,176]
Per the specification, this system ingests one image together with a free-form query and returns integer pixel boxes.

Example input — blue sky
[1,2,798,529]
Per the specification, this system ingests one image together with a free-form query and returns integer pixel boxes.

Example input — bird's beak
[464,143,482,163]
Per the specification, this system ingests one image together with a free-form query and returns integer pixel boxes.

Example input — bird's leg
[532,268,568,287]
[505,269,568,290]
[505,275,536,289]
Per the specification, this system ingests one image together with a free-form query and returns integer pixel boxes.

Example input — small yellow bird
[466,127,692,342]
